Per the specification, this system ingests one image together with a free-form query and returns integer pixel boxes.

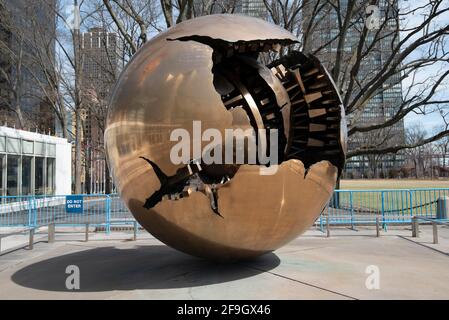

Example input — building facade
[241,0,266,18]
[302,0,405,178]
[78,27,121,194]
[193,0,266,18]
[0,0,57,133]
[0,126,71,197]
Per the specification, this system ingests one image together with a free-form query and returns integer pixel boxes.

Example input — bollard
[0,236,2,253]
[376,216,380,237]
[29,228,35,250]
[433,222,439,244]
[133,221,137,241]
[48,223,55,243]
[85,223,89,242]
[412,216,419,238]
[326,216,330,238]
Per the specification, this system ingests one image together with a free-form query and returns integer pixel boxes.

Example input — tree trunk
[85,145,91,194]
[105,163,112,194]
[15,102,25,129]
[73,19,83,194]
[75,109,82,194]
[414,157,418,179]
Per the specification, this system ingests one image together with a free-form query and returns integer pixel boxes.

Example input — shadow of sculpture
[11,245,280,292]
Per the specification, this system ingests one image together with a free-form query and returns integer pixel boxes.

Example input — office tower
[302,0,405,177]
[193,0,265,18]
[79,27,121,193]
[241,0,266,18]
[0,0,57,133]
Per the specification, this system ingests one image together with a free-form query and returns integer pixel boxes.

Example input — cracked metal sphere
[105,14,347,260]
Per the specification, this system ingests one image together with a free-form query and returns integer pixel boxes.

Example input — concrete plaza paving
[0,226,449,300]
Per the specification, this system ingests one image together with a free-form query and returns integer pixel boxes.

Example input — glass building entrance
[0,136,56,196]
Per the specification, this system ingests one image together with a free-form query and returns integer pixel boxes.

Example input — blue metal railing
[0,194,135,232]
[0,189,448,231]
[321,188,449,230]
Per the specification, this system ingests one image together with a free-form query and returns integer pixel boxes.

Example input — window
[22,156,33,195]
[48,144,56,157]
[7,155,19,196]
[7,138,20,154]
[35,142,45,156]
[23,140,34,154]
[35,157,45,195]
[0,136,5,152]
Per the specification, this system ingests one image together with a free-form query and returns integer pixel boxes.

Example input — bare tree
[0,26,26,129]
[404,124,429,178]
[102,0,163,56]
[102,0,240,39]
[46,0,89,194]
[0,1,50,130]
[262,0,449,162]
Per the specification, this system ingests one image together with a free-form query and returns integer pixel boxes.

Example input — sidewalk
[0,226,448,299]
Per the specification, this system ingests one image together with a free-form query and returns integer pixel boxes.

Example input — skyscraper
[0,0,57,133]
[302,0,405,177]
[241,0,266,18]
[193,0,266,18]
[79,27,121,193]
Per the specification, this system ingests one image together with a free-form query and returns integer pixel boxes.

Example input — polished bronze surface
[105,14,347,260]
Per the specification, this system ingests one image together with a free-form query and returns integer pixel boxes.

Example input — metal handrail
[0,225,43,253]
[411,216,449,244]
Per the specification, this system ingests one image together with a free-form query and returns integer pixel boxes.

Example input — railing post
[381,191,386,231]
[376,216,380,237]
[34,197,38,227]
[412,216,419,238]
[85,223,89,242]
[29,228,34,250]
[133,221,137,241]
[433,222,438,244]
[105,195,111,235]
[27,196,33,228]
[48,223,55,243]
[350,191,354,230]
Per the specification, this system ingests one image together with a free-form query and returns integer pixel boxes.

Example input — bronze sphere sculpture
[105,14,347,260]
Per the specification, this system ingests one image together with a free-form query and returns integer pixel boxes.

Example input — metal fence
[0,194,134,233]
[319,189,449,230]
[0,189,448,232]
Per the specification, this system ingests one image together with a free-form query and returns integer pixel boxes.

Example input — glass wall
[35,157,45,195]
[0,136,57,197]
[7,155,19,196]
[22,156,33,195]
